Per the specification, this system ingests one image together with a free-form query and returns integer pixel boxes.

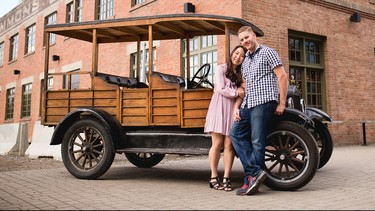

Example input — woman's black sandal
[209,176,222,190]
[222,177,232,191]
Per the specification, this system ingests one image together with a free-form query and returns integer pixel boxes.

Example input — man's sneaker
[236,176,252,196]
[250,170,267,194]
[236,171,267,196]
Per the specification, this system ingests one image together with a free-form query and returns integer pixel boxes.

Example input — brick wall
[242,0,375,145]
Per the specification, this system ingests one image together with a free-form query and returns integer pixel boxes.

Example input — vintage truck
[42,14,332,191]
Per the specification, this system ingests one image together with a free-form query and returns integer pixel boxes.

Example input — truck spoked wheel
[61,118,115,179]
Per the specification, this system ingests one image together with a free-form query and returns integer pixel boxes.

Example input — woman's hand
[233,108,241,121]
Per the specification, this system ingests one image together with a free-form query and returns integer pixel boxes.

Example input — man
[230,26,288,196]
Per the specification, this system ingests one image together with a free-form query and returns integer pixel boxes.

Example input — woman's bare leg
[223,135,234,178]
[209,132,224,178]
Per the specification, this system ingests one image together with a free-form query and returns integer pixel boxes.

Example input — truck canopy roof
[44,13,264,43]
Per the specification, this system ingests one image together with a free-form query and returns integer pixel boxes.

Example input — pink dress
[204,64,238,135]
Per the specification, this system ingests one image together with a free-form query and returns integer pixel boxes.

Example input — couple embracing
[204,26,288,196]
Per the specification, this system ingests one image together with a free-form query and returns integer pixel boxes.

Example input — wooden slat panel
[152,107,177,115]
[152,98,177,106]
[46,99,68,107]
[46,107,69,115]
[152,89,177,97]
[182,89,212,100]
[150,88,179,125]
[183,109,208,117]
[183,99,211,108]
[94,90,117,98]
[70,99,93,107]
[70,91,93,98]
[121,89,148,126]
[122,90,148,98]
[46,91,69,99]
[94,99,117,106]
[122,116,148,125]
[183,118,206,127]
[152,115,179,124]
[122,99,147,107]
[122,107,147,115]
[181,89,213,128]
[89,107,116,114]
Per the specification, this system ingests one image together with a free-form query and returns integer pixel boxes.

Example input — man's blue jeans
[230,101,277,177]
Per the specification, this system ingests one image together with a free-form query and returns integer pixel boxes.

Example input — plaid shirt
[241,44,283,109]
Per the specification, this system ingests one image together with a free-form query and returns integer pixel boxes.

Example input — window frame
[130,47,156,79]
[96,0,114,20]
[0,42,4,66]
[182,35,218,85]
[288,30,326,110]
[5,87,15,120]
[21,83,32,119]
[63,70,80,89]
[131,0,146,7]
[25,24,36,55]
[44,12,57,46]
[66,0,83,23]
[9,34,19,62]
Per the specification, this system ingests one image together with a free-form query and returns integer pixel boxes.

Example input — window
[182,35,218,85]
[97,0,114,20]
[25,24,36,54]
[132,0,146,6]
[66,0,83,23]
[9,34,19,61]
[63,70,80,89]
[5,88,15,120]
[288,32,325,110]
[45,12,57,45]
[21,83,32,118]
[66,2,74,23]
[0,42,4,66]
[130,47,156,79]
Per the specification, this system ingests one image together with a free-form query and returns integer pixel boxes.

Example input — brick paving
[0,144,375,210]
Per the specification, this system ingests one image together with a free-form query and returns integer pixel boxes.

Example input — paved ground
[0,144,375,210]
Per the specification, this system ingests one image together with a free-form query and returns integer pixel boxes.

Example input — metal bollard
[362,122,367,146]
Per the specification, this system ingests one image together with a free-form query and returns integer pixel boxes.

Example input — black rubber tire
[125,152,165,168]
[310,120,333,169]
[264,121,319,191]
[61,118,115,179]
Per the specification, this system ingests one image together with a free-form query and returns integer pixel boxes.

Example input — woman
[204,45,246,191]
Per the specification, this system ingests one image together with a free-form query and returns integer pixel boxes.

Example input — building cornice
[303,0,375,20]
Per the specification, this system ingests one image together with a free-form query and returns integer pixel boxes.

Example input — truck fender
[273,108,315,129]
[305,107,333,122]
[50,108,124,149]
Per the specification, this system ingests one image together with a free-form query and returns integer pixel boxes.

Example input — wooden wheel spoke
[291,150,305,156]
[90,152,100,163]
[289,141,299,151]
[288,160,301,173]
[268,160,280,171]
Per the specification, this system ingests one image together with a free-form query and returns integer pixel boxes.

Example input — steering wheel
[189,63,214,89]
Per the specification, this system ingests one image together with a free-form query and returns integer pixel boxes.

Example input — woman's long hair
[225,45,246,87]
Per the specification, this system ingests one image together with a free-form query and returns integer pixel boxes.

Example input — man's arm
[274,65,288,115]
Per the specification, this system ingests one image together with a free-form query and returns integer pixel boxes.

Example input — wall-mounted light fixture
[13,69,20,75]
[52,55,60,61]
[184,2,195,13]
[350,12,361,23]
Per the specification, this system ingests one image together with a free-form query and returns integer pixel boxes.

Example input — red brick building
[0,0,374,146]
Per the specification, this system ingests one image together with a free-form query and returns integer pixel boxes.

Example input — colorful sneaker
[236,171,267,196]
[236,176,252,196]
[250,170,267,194]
